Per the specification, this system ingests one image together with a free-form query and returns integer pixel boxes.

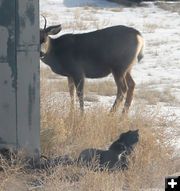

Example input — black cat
[77,129,139,171]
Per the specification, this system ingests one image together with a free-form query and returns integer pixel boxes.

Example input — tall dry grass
[0,68,178,191]
[38,69,176,190]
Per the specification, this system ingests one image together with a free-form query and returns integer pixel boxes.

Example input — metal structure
[0,0,40,157]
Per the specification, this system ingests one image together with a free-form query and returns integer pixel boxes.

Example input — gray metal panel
[0,0,17,148]
[0,0,40,157]
[16,52,40,155]
[16,0,40,156]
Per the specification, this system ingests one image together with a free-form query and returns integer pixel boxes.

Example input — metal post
[0,0,40,158]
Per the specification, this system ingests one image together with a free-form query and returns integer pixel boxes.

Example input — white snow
[40,0,180,157]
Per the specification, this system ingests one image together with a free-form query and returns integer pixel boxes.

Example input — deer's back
[51,25,141,78]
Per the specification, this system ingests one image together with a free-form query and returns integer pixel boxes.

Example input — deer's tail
[137,34,145,63]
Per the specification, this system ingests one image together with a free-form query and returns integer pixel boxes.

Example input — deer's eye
[40,31,46,44]
[40,37,45,44]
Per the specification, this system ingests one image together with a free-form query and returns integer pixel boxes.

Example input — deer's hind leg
[122,72,135,113]
[111,71,128,112]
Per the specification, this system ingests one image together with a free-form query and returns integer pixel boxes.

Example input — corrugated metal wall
[0,0,40,157]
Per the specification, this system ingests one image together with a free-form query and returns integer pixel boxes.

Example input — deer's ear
[46,25,62,35]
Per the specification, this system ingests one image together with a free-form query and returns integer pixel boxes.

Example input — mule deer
[40,17,145,113]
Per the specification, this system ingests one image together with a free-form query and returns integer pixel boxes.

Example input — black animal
[40,17,145,113]
[77,129,139,171]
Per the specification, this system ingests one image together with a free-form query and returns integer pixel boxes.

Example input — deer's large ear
[46,25,62,35]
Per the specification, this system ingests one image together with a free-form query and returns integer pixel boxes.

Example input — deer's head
[40,16,61,57]
[40,16,62,44]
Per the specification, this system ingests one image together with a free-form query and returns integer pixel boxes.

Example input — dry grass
[109,6,124,12]
[147,39,169,47]
[62,20,89,31]
[155,2,180,15]
[0,104,176,191]
[40,98,177,190]
[1,70,179,191]
[136,83,178,106]
[62,6,111,31]
[41,67,116,97]
[143,23,159,33]
[85,80,116,96]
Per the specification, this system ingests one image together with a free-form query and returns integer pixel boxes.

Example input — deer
[40,17,145,113]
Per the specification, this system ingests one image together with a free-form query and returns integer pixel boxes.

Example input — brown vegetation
[0,68,179,191]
